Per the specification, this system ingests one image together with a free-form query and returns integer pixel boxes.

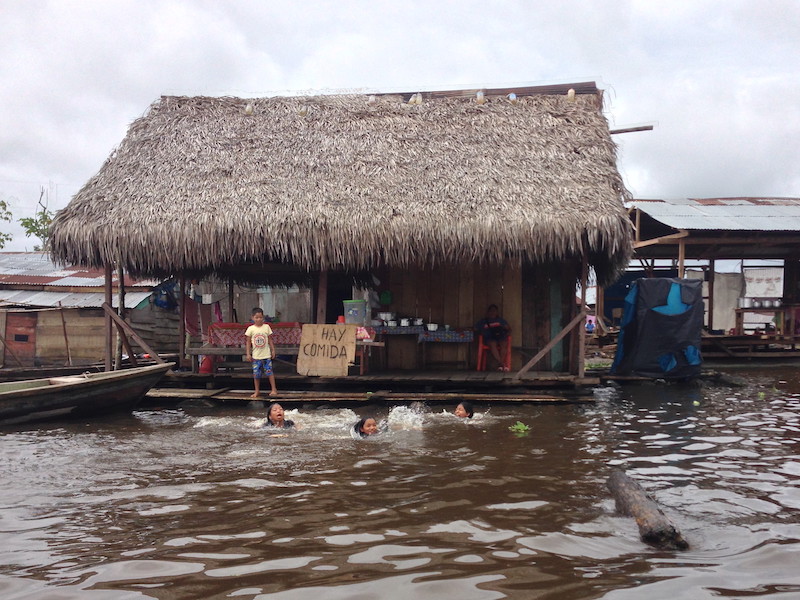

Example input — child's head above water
[354,416,379,437]
[267,402,284,425]
[454,401,474,419]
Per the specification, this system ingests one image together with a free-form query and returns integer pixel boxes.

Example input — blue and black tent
[610,278,703,378]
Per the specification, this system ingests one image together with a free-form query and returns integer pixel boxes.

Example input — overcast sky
[1,0,798,251]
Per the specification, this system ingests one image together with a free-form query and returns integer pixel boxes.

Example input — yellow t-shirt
[245,323,273,360]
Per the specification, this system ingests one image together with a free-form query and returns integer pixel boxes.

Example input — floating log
[606,469,689,550]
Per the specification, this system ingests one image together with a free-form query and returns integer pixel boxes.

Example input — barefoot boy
[245,308,278,398]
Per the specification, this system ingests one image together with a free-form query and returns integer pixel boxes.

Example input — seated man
[475,304,511,371]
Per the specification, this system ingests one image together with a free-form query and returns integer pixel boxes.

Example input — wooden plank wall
[129,303,181,352]
[376,262,523,370]
[0,310,6,366]
[35,309,104,366]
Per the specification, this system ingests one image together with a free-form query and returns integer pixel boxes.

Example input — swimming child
[353,416,379,438]
[454,401,474,419]
[245,307,278,398]
[265,402,295,429]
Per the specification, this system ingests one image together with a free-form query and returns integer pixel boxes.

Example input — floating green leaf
[508,421,531,436]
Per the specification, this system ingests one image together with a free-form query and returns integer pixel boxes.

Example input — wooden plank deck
[152,368,599,405]
[146,387,593,404]
[164,369,598,387]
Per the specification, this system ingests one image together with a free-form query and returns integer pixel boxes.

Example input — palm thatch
[50,83,632,284]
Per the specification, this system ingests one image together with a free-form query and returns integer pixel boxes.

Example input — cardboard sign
[296,324,357,376]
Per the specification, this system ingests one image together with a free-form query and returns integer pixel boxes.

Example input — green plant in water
[509,421,531,436]
[757,391,766,400]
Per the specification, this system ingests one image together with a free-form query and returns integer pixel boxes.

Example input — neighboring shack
[0,253,175,367]
[49,82,633,378]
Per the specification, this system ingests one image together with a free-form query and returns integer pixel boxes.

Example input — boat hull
[0,363,174,425]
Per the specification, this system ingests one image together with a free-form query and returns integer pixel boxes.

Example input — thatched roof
[50,82,632,284]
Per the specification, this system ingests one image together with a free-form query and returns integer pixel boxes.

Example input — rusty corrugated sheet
[0,253,157,287]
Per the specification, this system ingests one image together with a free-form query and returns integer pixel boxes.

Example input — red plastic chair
[476,334,512,371]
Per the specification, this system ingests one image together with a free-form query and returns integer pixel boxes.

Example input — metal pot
[774,299,782,308]
[739,297,753,308]
[762,300,774,308]
[752,300,762,308]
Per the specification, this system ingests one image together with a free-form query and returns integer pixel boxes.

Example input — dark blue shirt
[475,317,509,341]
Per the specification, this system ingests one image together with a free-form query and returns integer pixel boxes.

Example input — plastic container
[343,299,367,325]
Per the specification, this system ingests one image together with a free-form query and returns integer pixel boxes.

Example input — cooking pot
[762,299,774,308]
[400,318,410,327]
[774,299,782,308]
[752,300,762,308]
[738,297,753,309]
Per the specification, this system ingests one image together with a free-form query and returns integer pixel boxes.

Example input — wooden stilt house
[49,82,633,381]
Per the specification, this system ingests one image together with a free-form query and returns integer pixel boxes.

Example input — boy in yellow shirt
[245,308,278,398]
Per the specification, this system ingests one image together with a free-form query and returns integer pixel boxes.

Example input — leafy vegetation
[0,197,12,249]
[18,188,54,251]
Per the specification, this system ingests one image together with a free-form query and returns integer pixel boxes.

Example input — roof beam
[633,230,689,249]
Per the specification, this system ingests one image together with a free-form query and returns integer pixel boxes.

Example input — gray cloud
[1,0,798,250]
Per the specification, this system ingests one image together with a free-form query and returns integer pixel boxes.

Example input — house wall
[128,301,181,353]
[3,311,37,367]
[35,309,105,366]
[521,262,580,373]
[372,261,580,371]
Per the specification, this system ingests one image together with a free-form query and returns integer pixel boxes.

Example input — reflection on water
[1,368,799,599]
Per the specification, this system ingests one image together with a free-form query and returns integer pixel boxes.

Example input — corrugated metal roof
[0,290,152,309]
[628,197,800,231]
[0,253,158,287]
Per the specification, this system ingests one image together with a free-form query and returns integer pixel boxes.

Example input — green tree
[0,196,12,249]
[19,187,54,251]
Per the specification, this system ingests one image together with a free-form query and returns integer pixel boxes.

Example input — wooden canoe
[0,363,175,425]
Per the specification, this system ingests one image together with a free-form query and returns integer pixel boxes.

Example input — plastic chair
[476,334,512,371]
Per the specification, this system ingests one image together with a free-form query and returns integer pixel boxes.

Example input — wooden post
[178,274,187,369]
[708,259,715,331]
[228,277,235,322]
[57,301,73,366]
[114,266,125,370]
[596,283,606,331]
[316,270,328,324]
[102,304,165,364]
[104,263,113,371]
[577,240,588,378]
[678,241,686,278]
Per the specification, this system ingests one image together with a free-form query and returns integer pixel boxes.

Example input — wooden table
[417,329,474,369]
[734,305,796,335]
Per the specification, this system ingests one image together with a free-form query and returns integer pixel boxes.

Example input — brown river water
[1,367,799,599]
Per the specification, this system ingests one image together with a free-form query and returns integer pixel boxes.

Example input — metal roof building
[628,197,800,262]
[0,253,156,308]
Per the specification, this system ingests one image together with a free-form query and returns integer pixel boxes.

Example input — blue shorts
[251,358,273,377]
